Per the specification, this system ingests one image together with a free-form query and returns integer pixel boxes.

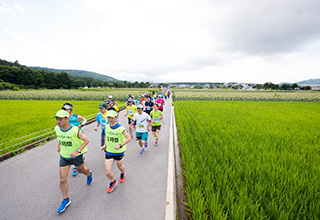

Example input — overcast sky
[1,0,320,83]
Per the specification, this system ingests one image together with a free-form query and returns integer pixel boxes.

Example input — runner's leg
[116,158,125,173]
[105,159,115,182]
[59,165,71,199]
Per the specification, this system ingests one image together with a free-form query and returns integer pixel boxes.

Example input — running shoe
[120,173,125,183]
[131,134,133,138]
[83,156,86,162]
[72,167,78,176]
[145,141,148,148]
[57,198,71,213]
[140,147,145,154]
[107,180,118,193]
[155,141,158,146]
[87,171,93,185]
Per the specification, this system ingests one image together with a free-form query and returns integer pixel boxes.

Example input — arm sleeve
[81,119,87,126]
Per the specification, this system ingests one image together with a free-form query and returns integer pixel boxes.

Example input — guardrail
[0,113,97,162]
[0,108,126,162]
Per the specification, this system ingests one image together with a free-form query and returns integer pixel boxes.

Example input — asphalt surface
[0,98,172,220]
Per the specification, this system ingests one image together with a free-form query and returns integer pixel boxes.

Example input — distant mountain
[30,67,120,83]
[296,79,320,85]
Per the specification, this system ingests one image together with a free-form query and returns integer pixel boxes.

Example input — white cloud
[14,3,25,13]
[4,29,26,42]
[0,0,319,83]
[0,2,15,15]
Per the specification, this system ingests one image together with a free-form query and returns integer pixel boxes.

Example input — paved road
[0,98,172,220]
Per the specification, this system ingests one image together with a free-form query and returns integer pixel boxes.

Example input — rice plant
[174,100,320,219]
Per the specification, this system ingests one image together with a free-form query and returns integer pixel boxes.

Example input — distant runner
[144,95,154,115]
[94,103,108,149]
[101,110,131,193]
[157,95,165,112]
[53,110,93,214]
[62,102,87,177]
[130,104,152,154]
[124,99,137,138]
[108,95,118,107]
[150,103,163,146]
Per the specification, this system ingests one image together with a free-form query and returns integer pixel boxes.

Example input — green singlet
[55,125,87,158]
[150,110,162,126]
[105,124,127,154]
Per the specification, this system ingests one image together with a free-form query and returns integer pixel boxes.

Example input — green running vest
[106,125,127,153]
[55,125,87,158]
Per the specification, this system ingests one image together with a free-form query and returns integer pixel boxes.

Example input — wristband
[119,144,123,148]
[77,149,81,153]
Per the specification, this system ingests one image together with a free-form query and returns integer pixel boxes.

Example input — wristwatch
[77,149,81,153]
[119,144,123,148]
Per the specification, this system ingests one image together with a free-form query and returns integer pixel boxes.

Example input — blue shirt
[68,114,81,128]
[96,112,108,134]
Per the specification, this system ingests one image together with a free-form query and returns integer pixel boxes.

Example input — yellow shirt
[126,105,137,119]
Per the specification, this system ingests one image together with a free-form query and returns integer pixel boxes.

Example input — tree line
[0,59,150,90]
[257,82,311,90]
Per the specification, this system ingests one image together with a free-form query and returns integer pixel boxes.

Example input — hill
[296,79,320,85]
[30,67,120,83]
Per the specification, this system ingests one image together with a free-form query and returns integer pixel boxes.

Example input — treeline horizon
[0,59,151,90]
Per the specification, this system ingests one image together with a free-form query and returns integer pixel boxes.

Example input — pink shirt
[157,99,165,110]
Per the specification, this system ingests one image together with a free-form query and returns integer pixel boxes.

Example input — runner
[101,110,131,193]
[126,94,132,106]
[130,104,152,154]
[110,100,119,113]
[150,103,164,146]
[157,94,165,112]
[108,100,120,123]
[53,110,93,214]
[140,95,146,107]
[105,99,116,111]
[144,95,154,115]
[108,95,118,107]
[61,102,87,177]
[124,99,137,138]
[94,103,108,149]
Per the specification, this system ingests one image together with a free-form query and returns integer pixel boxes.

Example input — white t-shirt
[132,112,151,133]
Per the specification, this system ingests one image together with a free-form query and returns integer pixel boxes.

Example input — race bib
[154,117,160,122]
[158,103,162,107]
[147,106,150,110]
[138,124,145,129]
[129,110,134,115]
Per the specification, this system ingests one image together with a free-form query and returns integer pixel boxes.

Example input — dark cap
[99,103,108,109]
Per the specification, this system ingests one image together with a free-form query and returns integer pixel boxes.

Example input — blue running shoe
[83,156,86,162]
[140,147,145,154]
[145,141,148,148]
[87,171,93,185]
[72,167,78,177]
[57,198,71,213]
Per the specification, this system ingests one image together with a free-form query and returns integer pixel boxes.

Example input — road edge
[165,104,177,220]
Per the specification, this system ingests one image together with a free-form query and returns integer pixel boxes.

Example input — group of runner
[53,90,170,214]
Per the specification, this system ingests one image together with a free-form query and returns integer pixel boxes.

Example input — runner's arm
[78,115,87,127]
[115,131,131,150]
[94,121,100,131]
[69,130,89,157]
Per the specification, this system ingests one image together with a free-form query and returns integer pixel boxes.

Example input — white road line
[165,105,177,220]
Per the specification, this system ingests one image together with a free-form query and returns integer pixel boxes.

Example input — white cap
[108,95,113,99]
